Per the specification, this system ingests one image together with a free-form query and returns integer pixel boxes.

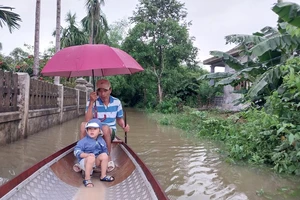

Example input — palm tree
[55,12,87,48]
[0,6,21,51]
[33,0,41,79]
[83,0,107,83]
[81,11,109,44]
[54,0,61,85]
[83,0,106,44]
[0,5,21,33]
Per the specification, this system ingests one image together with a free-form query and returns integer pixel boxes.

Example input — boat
[0,139,169,200]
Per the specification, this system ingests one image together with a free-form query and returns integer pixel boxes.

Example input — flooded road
[0,108,299,199]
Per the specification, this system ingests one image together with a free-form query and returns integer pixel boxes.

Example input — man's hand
[123,124,130,132]
[89,92,98,103]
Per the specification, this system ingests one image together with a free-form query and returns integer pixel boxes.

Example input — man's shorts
[111,129,116,141]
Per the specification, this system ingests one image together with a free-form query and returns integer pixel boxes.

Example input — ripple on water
[156,140,251,200]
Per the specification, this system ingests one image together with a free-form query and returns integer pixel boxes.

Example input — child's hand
[88,153,95,157]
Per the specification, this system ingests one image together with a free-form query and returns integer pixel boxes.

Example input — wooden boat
[0,139,169,200]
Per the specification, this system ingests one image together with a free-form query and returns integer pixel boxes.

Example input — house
[203,47,249,111]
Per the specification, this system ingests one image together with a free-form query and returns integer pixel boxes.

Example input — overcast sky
[1,0,300,66]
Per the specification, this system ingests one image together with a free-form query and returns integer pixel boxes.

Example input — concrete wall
[0,74,90,145]
[221,64,245,111]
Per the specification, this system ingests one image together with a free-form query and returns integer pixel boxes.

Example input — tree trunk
[88,13,94,83]
[157,46,164,103]
[157,78,163,103]
[33,0,41,79]
[54,0,61,85]
[89,14,94,44]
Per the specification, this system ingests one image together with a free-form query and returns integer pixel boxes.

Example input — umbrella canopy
[41,44,144,77]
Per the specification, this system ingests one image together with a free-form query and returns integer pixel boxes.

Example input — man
[80,79,130,172]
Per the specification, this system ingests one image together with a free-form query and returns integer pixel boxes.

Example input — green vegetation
[0,5,21,51]
[0,6,21,33]
[150,57,300,175]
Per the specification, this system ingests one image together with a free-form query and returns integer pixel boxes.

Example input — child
[74,118,115,187]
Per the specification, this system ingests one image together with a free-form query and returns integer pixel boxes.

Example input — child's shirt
[74,135,108,162]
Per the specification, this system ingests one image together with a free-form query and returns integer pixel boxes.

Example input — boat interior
[1,141,160,200]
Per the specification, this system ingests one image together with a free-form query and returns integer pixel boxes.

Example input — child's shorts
[78,158,96,171]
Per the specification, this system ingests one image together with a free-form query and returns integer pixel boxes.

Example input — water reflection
[0,109,299,200]
[0,117,81,181]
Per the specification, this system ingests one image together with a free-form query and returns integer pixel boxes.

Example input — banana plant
[202,2,300,106]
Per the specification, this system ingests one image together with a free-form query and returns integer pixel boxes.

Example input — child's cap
[85,118,102,129]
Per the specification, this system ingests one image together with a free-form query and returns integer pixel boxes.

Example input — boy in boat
[80,79,130,172]
[74,118,115,187]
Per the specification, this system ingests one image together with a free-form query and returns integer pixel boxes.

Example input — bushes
[150,106,300,175]
[155,97,182,114]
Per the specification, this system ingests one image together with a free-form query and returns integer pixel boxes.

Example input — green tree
[107,19,129,48]
[0,5,21,33]
[3,47,33,75]
[82,0,108,44]
[55,12,88,48]
[0,6,22,50]
[0,53,11,71]
[123,0,198,103]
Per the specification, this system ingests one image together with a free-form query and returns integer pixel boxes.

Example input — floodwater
[0,108,299,200]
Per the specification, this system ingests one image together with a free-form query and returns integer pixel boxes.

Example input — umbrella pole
[92,69,96,91]
[92,70,97,118]
[124,111,127,144]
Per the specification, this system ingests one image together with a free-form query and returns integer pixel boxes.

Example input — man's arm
[116,118,130,132]
[85,91,97,122]
[85,101,94,122]
[116,101,130,132]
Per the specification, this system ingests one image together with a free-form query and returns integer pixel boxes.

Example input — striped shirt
[86,96,123,130]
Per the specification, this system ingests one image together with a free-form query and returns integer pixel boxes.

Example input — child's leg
[95,153,109,179]
[84,155,96,180]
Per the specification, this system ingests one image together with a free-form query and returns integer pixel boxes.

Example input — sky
[1,0,300,69]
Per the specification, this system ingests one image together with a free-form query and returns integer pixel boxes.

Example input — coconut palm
[81,10,109,44]
[0,5,21,33]
[32,0,41,79]
[83,0,108,44]
[54,0,61,85]
[56,12,88,48]
[0,5,21,51]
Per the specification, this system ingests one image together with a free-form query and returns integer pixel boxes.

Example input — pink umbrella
[41,44,143,144]
[41,44,144,79]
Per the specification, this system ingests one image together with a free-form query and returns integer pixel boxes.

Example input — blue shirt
[74,135,108,162]
[86,96,123,130]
